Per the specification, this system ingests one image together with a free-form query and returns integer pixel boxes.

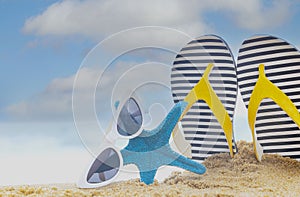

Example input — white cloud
[23,0,292,42]
[22,0,208,40]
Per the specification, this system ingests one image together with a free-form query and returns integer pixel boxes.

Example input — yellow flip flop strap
[181,63,234,158]
[248,64,300,161]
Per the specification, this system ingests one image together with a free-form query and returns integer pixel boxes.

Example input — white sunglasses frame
[77,95,145,188]
[104,95,146,143]
[77,140,124,188]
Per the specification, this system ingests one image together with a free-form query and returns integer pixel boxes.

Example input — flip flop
[237,35,300,161]
[171,35,238,161]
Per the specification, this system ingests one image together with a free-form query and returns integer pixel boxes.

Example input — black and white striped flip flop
[237,35,300,161]
[171,35,237,161]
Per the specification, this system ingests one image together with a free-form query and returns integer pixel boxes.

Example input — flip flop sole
[171,35,237,161]
[237,35,300,160]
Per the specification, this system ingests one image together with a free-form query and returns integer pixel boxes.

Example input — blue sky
[1,0,300,185]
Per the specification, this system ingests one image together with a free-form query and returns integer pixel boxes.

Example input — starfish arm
[140,169,157,185]
[120,149,131,166]
[153,101,187,140]
[169,153,206,174]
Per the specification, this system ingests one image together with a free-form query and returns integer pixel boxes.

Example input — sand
[2,141,300,197]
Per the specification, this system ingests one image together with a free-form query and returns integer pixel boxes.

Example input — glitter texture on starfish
[120,101,206,184]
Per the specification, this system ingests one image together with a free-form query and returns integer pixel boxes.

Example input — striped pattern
[237,35,300,160]
[171,35,237,161]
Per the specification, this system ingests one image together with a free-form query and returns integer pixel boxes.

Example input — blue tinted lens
[87,148,120,183]
[117,98,142,136]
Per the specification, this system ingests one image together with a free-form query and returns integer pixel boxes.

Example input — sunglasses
[77,97,144,188]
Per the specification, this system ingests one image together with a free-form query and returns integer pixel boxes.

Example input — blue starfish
[120,101,206,185]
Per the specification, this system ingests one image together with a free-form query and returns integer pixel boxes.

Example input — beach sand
[2,141,300,197]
